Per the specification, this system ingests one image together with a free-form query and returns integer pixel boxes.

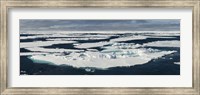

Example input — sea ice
[29,48,176,69]
[25,47,84,53]
[21,31,180,69]
[20,41,76,48]
[143,40,180,47]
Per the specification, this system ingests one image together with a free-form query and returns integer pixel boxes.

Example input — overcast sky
[20,20,180,31]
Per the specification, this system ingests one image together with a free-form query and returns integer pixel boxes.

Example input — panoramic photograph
[20,20,180,75]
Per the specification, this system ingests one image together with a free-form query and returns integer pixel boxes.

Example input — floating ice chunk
[85,68,95,72]
[101,49,122,53]
[25,47,84,53]
[20,71,26,73]
[106,43,141,50]
[20,52,49,56]
[75,42,112,49]
[149,36,177,38]
[73,43,80,46]
[20,34,70,40]
[46,37,107,41]
[174,62,180,64]
[29,48,176,69]
[110,35,147,42]
[143,40,180,47]
[20,41,76,48]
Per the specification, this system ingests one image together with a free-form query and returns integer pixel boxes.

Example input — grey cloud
[20,19,180,31]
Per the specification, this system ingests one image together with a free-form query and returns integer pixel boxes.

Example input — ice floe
[20,52,49,56]
[20,41,76,48]
[174,62,180,64]
[25,47,84,53]
[110,35,147,42]
[143,40,180,47]
[75,42,113,49]
[29,48,176,69]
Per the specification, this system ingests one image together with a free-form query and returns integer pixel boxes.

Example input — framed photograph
[1,0,199,95]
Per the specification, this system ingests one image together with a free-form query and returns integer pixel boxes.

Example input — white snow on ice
[20,31,180,69]
[20,41,76,48]
[143,40,180,47]
[75,42,112,49]
[29,49,176,69]
[110,35,147,42]
[174,62,180,64]
[20,52,49,56]
[25,47,84,53]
